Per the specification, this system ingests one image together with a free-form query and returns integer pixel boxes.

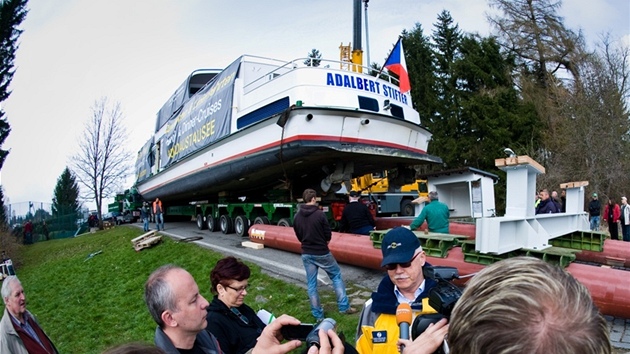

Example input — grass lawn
[1,226,365,353]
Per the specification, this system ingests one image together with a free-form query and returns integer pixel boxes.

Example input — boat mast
[352,0,363,72]
[363,0,370,71]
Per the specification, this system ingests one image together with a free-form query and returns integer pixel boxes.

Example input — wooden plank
[494,155,545,174]
[241,241,264,249]
[559,181,589,189]
[134,235,162,251]
[131,231,156,244]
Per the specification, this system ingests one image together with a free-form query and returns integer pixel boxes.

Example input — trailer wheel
[400,199,414,216]
[207,215,218,232]
[277,218,292,227]
[253,216,270,225]
[220,215,234,234]
[234,215,250,237]
[196,214,207,230]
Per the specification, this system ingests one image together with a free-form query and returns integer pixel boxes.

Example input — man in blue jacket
[355,227,438,353]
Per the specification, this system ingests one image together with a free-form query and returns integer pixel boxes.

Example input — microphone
[396,303,412,341]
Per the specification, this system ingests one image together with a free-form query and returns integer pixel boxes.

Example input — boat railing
[243,56,401,94]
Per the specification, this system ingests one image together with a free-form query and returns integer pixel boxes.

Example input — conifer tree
[0,0,28,171]
[52,167,81,218]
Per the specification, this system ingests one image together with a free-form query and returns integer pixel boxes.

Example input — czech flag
[384,38,411,93]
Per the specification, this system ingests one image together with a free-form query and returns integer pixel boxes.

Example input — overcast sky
[2,0,629,214]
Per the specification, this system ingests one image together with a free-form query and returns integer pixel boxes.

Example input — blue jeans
[590,216,600,231]
[143,217,150,232]
[622,224,630,242]
[155,213,164,231]
[351,225,374,235]
[301,253,350,320]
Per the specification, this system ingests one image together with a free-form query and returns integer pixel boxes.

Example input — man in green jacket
[409,191,450,233]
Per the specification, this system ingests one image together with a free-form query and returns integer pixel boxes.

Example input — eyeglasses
[225,284,249,294]
[384,252,420,271]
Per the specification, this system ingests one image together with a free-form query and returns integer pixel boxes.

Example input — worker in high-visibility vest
[153,197,164,231]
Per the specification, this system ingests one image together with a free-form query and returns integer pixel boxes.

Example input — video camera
[411,266,463,354]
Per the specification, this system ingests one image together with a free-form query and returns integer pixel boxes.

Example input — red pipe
[578,239,630,268]
[377,219,630,268]
[248,224,630,318]
[566,263,630,318]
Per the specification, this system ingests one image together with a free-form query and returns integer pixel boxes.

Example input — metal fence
[6,201,90,243]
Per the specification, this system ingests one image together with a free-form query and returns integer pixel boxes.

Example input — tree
[304,48,322,67]
[71,98,132,228]
[428,11,464,169]
[545,37,630,199]
[0,186,8,227]
[0,0,28,230]
[52,167,81,218]
[0,0,27,172]
[402,23,438,127]
[487,0,584,87]
[488,0,630,202]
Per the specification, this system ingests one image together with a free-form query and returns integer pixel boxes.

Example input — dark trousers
[608,221,619,240]
[622,223,630,242]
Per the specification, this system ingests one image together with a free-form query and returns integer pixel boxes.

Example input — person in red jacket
[603,198,621,240]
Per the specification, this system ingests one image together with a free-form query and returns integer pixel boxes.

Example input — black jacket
[589,199,601,217]
[205,296,265,354]
[339,201,375,233]
[536,198,558,214]
[293,204,331,255]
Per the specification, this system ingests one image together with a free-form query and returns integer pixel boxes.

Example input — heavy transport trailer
[163,198,345,237]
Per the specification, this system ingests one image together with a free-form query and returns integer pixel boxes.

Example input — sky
[2,0,629,215]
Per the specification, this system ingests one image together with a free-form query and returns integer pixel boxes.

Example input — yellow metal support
[340,42,352,71]
[351,49,363,73]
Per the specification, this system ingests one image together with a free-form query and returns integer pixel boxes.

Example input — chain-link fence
[6,201,90,243]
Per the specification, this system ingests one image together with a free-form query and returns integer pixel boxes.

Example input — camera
[411,266,463,354]
[305,318,337,348]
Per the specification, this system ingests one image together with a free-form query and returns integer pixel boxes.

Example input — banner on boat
[159,59,241,169]
[135,138,154,183]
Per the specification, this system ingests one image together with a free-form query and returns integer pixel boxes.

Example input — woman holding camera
[205,256,267,354]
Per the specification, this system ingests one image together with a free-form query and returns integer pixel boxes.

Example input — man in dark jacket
[355,227,438,353]
[293,188,357,321]
[589,193,601,231]
[535,189,558,214]
[339,191,375,235]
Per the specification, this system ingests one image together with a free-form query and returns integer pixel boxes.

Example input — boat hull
[137,107,440,204]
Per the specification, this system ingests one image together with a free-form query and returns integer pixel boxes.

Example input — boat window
[358,96,379,112]
[189,72,218,96]
[390,104,404,120]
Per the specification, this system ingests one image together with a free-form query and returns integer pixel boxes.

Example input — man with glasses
[145,264,346,354]
[355,227,438,354]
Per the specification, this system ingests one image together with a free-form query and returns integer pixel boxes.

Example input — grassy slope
[2,227,363,353]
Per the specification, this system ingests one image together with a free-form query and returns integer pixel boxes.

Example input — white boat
[135,55,440,204]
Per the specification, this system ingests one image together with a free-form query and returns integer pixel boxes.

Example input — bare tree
[487,0,585,86]
[71,98,132,227]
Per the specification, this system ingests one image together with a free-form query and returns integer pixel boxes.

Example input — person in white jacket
[621,197,630,242]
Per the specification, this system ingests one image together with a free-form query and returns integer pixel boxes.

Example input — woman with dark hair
[205,256,266,354]
[603,198,621,240]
